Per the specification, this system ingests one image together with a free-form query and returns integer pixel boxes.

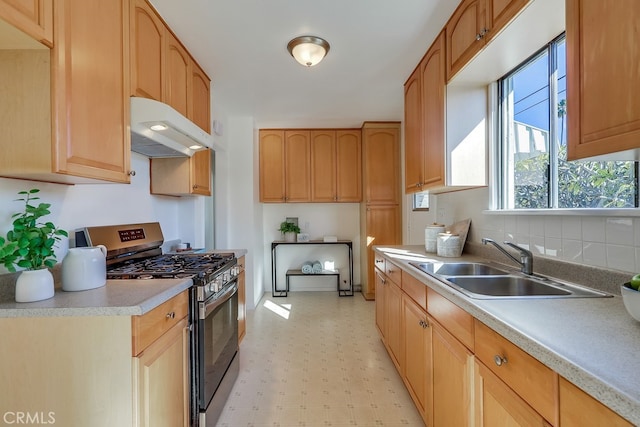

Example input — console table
[271,240,354,297]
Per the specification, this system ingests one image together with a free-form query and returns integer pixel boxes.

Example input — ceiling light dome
[287,36,330,67]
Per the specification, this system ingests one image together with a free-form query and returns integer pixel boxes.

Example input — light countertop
[0,278,192,318]
[374,244,640,426]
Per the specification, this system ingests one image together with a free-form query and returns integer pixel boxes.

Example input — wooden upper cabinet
[404,66,423,194]
[405,30,445,195]
[486,0,531,42]
[259,130,286,202]
[362,123,401,205]
[422,31,446,189]
[284,130,311,202]
[446,0,487,81]
[566,0,640,160]
[189,61,211,132]
[446,0,529,81]
[51,0,131,183]
[0,0,53,46]
[165,30,190,117]
[130,0,164,100]
[311,130,337,202]
[336,130,362,202]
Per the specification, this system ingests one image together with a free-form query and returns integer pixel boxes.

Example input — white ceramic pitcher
[61,245,107,292]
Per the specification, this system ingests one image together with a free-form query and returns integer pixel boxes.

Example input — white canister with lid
[61,245,107,291]
[425,223,446,253]
[437,232,461,257]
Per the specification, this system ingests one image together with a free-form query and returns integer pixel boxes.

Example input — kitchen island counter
[374,244,640,425]
[0,277,192,318]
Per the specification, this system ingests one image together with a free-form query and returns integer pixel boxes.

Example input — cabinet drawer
[474,319,558,425]
[132,290,189,356]
[402,271,426,311]
[385,260,402,285]
[426,287,474,350]
[374,253,386,273]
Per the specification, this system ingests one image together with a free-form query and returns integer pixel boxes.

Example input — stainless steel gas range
[76,222,240,427]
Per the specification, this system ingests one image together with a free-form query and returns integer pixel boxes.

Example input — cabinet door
[475,360,550,427]
[165,31,190,117]
[559,377,632,427]
[0,0,52,46]
[362,124,401,204]
[52,0,131,183]
[259,130,286,202]
[237,256,246,344]
[364,205,400,299]
[130,0,164,100]
[189,60,210,132]
[374,268,386,337]
[134,318,189,427]
[486,0,530,42]
[336,130,362,202]
[284,130,311,202]
[402,294,432,424]
[432,320,473,427]
[421,31,446,189]
[310,130,337,202]
[190,149,211,196]
[404,66,423,194]
[385,277,403,371]
[566,0,640,160]
[446,0,487,81]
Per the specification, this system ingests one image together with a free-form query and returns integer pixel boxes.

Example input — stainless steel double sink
[409,261,611,299]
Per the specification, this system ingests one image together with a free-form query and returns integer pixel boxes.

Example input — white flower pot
[284,232,297,242]
[15,269,55,303]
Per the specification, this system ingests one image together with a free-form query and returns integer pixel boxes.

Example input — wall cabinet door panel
[566,0,640,160]
[284,130,311,202]
[189,61,210,132]
[311,130,337,202]
[362,125,400,205]
[130,0,164,100]
[259,130,286,202]
[446,0,487,81]
[0,0,53,46]
[165,31,190,117]
[336,130,362,202]
[404,66,423,194]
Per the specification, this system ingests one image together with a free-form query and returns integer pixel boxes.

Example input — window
[413,191,429,211]
[498,34,638,209]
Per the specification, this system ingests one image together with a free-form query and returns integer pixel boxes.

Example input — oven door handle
[200,282,238,318]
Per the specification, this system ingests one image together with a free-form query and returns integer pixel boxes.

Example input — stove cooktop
[107,252,235,280]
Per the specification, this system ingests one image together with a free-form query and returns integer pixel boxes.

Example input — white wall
[262,204,361,293]
[0,153,205,272]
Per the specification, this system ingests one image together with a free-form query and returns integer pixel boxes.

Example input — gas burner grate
[107,252,235,280]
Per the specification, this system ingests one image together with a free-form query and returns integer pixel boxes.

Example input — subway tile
[530,217,545,237]
[516,216,530,235]
[583,242,607,268]
[504,216,517,240]
[544,217,562,238]
[562,239,583,263]
[530,236,546,255]
[605,218,634,246]
[562,217,582,240]
[582,217,606,243]
[606,244,636,273]
[544,237,562,258]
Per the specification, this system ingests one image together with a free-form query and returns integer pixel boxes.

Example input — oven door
[197,281,239,412]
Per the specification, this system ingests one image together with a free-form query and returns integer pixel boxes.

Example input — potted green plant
[278,221,301,242]
[0,189,68,302]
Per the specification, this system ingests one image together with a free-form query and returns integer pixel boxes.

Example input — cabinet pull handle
[193,185,198,189]
[166,311,176,319]
[128,170,136,176]
[494,354,507,366]
[375,259,383,263]
[419,319,429,328]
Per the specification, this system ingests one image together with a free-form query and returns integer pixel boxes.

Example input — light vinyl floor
[217,292,424,427]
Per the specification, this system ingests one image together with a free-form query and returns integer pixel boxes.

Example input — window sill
[483,208,640,217]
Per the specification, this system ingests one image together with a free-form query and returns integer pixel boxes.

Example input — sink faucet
[481,238,533,275]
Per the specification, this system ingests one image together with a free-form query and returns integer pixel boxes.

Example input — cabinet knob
[419,319,429,329]
[128,170,136,176]
[193,185,198,189]
[375,259,383,264]
[166,311,176,319]
[494,354,507,367]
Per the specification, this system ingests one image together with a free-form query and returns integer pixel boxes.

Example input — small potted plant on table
[278,221,301,242]
[0,189,68,302]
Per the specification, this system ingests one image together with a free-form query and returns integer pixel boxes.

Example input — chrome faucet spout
[481,238,534,275]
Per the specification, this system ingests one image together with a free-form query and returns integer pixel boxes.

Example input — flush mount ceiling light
[287,36,330,67]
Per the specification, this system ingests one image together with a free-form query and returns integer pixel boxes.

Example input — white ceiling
[149,0,458,128]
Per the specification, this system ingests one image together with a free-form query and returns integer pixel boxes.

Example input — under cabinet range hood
[130,97,214,158]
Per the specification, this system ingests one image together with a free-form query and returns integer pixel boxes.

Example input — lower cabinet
[375,254,635,427]
[238,255,246,343]
[474,360,551,426]
[0,290,190,426]
[431,319,474,427]
[559,377,632,427]
[133,318,189,427]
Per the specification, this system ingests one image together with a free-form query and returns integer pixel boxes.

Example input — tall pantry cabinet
[360,122,402,300]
